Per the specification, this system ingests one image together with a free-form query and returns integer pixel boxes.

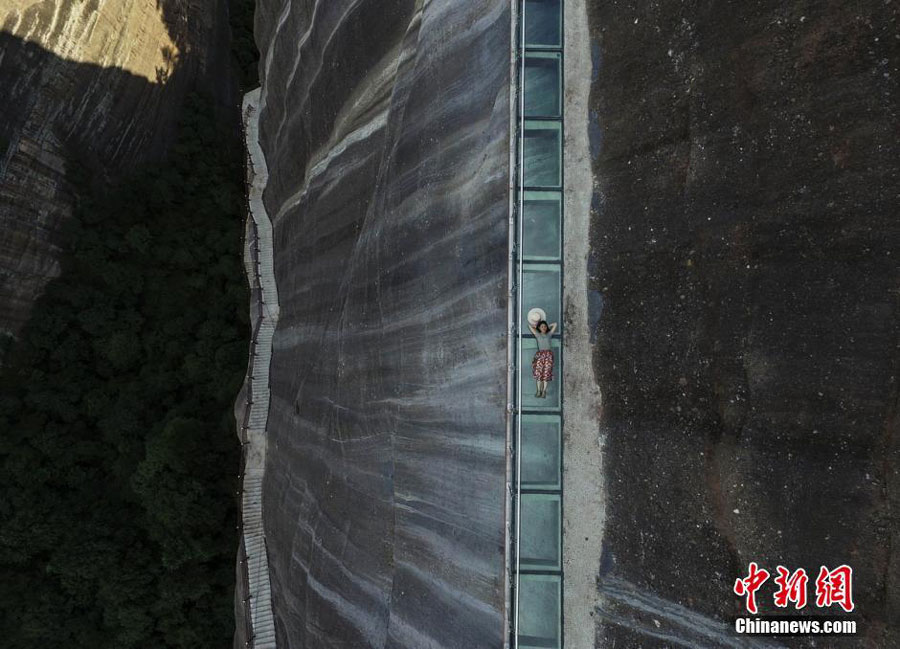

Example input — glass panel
[520,337,560,411]
[524,0,562,49]
[523,191,561,260]
[524,53,561,117]
[522,264,560,332]
[520,494,561,570]
[523,121,561,188]
[517,574,561,649]
[521,415,561,490]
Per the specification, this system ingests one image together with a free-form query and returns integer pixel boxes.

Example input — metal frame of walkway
[512,1,566,648]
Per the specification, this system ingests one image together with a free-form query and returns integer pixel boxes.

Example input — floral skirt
[532,350,554,382]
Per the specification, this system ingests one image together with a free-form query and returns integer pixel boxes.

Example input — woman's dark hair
[536,320,549,332]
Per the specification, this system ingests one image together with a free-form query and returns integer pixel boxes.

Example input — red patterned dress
[532,331,554,381]
[532,350,554,381]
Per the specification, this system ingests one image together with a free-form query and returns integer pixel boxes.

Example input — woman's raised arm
[549,323,558,334]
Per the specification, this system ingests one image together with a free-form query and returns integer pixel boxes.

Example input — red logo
[734,562,770,614]
[735,563,854,613]
[773,566,809,609]
[815,565,855,612]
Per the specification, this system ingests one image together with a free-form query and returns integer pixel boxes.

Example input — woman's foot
[535,390,542,398]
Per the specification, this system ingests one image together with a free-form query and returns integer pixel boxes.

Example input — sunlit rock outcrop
[3,0,181,81]
[248,1,512,646]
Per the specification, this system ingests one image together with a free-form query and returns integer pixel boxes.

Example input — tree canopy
[0,93,248,648]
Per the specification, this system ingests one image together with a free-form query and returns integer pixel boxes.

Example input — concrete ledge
[562,0,606,647]
[234,87,279,649]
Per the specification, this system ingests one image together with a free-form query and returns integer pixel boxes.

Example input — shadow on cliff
[0,0,245,339]
[0,20,251,649]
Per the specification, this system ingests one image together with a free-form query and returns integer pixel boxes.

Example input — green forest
[230,0,260,89]
[0,91,249,647]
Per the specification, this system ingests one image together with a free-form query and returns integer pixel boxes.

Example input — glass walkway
[514,1,564,648]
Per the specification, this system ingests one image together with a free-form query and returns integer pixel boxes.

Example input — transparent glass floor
[524,0,562,48]
[519,494,561,570]
[524,53,561,118]
[523,192,561,261]
[521,415,561,490]
[523,121,561,188]
[517,0,564,646]
[518,574,562,649]
[521,264,561,333]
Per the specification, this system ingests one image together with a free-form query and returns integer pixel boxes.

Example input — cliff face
[586,0,899,646]
[251,1,511,646]
[0,0,233,339]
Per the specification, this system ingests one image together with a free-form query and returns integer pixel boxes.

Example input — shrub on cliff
[230,0,260,89]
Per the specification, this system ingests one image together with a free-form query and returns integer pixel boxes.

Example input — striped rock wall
[247,1,513,647]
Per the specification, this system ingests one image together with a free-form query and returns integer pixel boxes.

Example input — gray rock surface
[585,1,899,647]
[0,0,233,340]
[252,1,511,646]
